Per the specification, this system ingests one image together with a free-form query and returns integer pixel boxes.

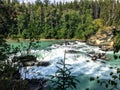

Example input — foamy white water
[20,41,116,79]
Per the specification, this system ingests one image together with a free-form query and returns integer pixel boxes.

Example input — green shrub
[0,80,29,90]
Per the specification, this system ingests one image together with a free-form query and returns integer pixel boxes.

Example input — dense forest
[0,0,120,40]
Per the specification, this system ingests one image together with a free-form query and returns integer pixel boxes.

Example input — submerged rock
[86,60,90,62]
[37,61,50,67]
[109,67,113,69]
[100,61,106,64]
[66,50,80,54]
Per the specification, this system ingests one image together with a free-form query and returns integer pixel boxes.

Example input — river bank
[87,26,114,51]
[6,38,85,42]
[6,35,113,51]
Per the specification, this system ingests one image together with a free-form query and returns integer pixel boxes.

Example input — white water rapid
[20,41,116,80]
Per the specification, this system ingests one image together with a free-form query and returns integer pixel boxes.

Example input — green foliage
[113,32,120,53]
[2,0,120,40]
[0,33,40,80]
[1,0,120,41]
[90,68,120,90]
[0,61,19,80]
[0,80,29,90]
[9,38,41,79]
[48,51,80,90]
[0,35,10,61]
[1,0,120,40]
[0,35,19,80]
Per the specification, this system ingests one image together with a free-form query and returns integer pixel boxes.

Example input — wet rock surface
[12,55,50,67]
[87,27,114,51]
[87,52,110,62]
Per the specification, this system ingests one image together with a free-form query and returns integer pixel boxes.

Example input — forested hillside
[0,0,120,40]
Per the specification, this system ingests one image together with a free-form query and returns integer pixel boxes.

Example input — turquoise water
[8,40,57,49]
[8,40,65,52]
[67,75,105,90]
[74,75,120,90]
[106,53,120,67]
[8,40,68,49]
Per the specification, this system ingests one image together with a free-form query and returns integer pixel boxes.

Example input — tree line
[0,0,120,40]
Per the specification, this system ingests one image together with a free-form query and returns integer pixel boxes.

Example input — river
[9,40,120,90]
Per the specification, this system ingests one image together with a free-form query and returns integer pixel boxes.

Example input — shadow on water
[66,74,106,90]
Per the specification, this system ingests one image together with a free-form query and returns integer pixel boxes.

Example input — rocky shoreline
[87,26,114,51]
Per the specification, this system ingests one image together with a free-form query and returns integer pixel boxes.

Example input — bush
[0,80,29,90]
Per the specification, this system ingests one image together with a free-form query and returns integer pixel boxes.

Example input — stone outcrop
[12,55,50,67]
[87,27,114,51]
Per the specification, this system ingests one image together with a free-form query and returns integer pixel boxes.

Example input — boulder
[87,26,114,51]
[91,53,110,61]
[37,61,50,67]
[91,56,97,61]
[12,55,37,63]
[66,50,80,54]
